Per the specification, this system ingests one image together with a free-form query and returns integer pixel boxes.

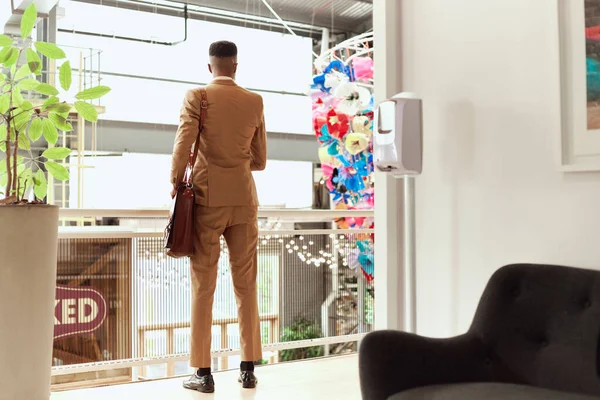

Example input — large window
[70,154,313,209]
[56,1,312,134]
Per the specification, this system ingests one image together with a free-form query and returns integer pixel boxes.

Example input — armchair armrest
[359,330,498,400]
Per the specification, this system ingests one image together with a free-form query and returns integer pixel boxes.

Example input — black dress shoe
[238,370,258,389]
[183,373,215,393]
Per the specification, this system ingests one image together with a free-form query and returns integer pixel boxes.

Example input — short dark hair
[209,41,238,58]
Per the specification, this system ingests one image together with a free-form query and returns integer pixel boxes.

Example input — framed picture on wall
[558,0,600,171]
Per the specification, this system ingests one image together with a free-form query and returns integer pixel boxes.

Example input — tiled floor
[51,355,360,400]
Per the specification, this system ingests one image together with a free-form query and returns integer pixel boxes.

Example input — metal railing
[50,209,374,389]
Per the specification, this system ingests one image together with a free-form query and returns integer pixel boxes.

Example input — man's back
[170,78,267,207]
[174,40,264,394]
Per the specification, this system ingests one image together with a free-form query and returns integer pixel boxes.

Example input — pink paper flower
[352,57,374,81]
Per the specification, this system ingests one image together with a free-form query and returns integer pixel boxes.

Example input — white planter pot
[0,205,59,400]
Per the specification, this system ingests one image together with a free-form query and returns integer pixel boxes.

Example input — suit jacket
[170,78,267,207]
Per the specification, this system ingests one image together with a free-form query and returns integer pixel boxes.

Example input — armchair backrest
[470,264,600,396]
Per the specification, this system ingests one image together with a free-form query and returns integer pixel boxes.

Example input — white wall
[400,0,600,338]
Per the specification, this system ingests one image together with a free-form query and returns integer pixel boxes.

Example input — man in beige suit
[170,41,267,394]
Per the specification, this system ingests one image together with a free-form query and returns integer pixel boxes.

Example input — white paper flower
[334,82,371,116]
[324,70,349,92]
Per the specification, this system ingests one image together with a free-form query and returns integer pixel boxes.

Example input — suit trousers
[189,205,263,368]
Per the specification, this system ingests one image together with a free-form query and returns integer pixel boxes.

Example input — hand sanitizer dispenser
[374,92,423,176]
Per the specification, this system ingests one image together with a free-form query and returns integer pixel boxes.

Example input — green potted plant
[279,318,324,361]
[0,4,109,399]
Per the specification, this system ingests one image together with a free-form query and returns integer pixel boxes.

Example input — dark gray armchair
[359,264,600,400]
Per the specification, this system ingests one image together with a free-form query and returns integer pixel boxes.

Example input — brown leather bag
[164,88,208,258]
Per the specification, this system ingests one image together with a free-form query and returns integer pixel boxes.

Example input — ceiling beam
[69,0,344,38]
[144,0,368,34]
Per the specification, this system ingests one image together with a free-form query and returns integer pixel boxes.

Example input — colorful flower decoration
[311,54,376,279]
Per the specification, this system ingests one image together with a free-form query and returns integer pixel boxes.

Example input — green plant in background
[279,318,324,362]
[0,3,110,204]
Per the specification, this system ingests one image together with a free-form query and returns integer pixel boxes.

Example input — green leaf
[21,4,37,39]
[17,167,33,198]
[59,61,72,91]
[35,83,59,96]
[74,101,98,122]
[29,118,42,141]
[42,118,58,144]
[26,49,41,75]
[0,155,24,173]
[56,111,69,120]
[34,42,66,60]
[14,64,32,81]
[42,96,59,110]
[0,94,9,114]
[0,48,18,69]
[3,48,19,67]
[0,141,5,152]
[75,86,111,100]
[0,35,12,47]
[0,47,15,64]
[13,108,32,131]
[48,113,72,131]
[12,89,24,107]
[18,78,39,91]
[33,169,47,199]
[46,102,71,114]
[21,101,33,111]
[17,132,31,150]
[42,147,71,160]
[19,166,32,180]
[0,47,9,64]
[45,161,69,181]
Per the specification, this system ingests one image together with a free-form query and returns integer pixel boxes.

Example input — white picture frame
[558,0,600,171]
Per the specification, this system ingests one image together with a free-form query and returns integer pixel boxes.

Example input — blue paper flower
[358,253,374,277]
[312,73,329,93]
[323,60,354,80]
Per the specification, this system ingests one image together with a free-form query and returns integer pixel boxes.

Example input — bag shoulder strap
[185,88,207,185]
[191,88,207,167]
